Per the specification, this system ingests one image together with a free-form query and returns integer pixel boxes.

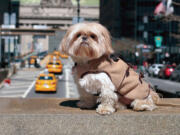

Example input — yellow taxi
[29,56,37,65]
[49,54,60,61]
[53,50,61,57]
[46,61,62,73]
[53,50,69,59]
[35,73,57,92]
[60,53,69,59]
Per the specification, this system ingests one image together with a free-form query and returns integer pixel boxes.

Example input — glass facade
[0,0,20,67]
[100,0,180,50]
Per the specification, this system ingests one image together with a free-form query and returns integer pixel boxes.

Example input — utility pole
[77,0,80,23]
[169,20,172,54]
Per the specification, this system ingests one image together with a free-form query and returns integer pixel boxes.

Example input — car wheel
[162,74,166,79]
[170,76,174,81]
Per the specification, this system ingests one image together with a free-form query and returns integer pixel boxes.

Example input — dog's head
[59,23,114,62]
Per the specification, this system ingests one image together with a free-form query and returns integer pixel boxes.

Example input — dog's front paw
[131,99,157,111]
[96,104,115,115]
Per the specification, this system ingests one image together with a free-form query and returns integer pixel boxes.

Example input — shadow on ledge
[60,99,79,108]
[60,99,98,110]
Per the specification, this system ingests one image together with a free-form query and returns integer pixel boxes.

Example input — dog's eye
[77,33,81,38]
[90,34,96,39]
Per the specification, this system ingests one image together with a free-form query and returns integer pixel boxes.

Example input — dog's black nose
[82,36,87,41]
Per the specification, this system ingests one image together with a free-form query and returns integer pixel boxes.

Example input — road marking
[0,94,23,97]
[22,81,36,98]
[65,69,70,98]
[3,86,29,89]
[0,90,25,94]
[22,69,45,98]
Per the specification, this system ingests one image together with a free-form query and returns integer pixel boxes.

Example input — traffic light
[154,36,163,48]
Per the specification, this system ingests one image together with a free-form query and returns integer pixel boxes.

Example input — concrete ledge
[0,98,180,135]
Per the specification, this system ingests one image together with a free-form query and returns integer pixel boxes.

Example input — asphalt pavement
[26,57,79,98]
[0,57,79,98]
[146,76,180,95]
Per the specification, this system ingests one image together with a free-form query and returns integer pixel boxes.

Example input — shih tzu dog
[59,22,159,115]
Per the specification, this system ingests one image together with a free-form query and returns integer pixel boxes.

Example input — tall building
[100,0,180,52]
[0,0,20,67]
[0,0,10,25]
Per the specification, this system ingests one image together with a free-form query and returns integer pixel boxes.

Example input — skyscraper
[100,0,180,51]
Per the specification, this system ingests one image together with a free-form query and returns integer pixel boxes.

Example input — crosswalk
[0,68,42,98]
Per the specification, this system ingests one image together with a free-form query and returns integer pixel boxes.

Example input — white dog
[59,23,159,115]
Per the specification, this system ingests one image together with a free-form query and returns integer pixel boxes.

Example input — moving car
[29,56,37,65]
[46,61,62,74]
[35,73,57,92]
[49,54,60,61]
[53,50,61,57]
[60,53,69,59]
[148,64,164,77]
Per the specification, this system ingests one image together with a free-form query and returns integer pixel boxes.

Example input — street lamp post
[77,0,80,23]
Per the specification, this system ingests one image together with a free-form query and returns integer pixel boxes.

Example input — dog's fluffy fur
[59,22,159,115]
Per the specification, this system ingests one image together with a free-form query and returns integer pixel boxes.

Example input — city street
[0,57,79,99]
[0,68,41,98]
[0,0,180,134]
[1,56,180,98]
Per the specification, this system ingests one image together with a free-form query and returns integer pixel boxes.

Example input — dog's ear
[101,26,114,55]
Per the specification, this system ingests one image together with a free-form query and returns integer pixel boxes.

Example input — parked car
[158,65,175,79]
[148,64,164,77]
[158,65,166,78]
[164,65,174,78]
[170,65,180,81]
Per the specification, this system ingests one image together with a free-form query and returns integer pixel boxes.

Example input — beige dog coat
[74,56,155,105]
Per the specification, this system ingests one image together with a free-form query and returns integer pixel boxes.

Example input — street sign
[142,48,151,53]
[155,48,162,53]
[154,36,163,48]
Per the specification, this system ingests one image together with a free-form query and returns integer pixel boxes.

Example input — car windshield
[39,76,53,80]
[49,62,60,65]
